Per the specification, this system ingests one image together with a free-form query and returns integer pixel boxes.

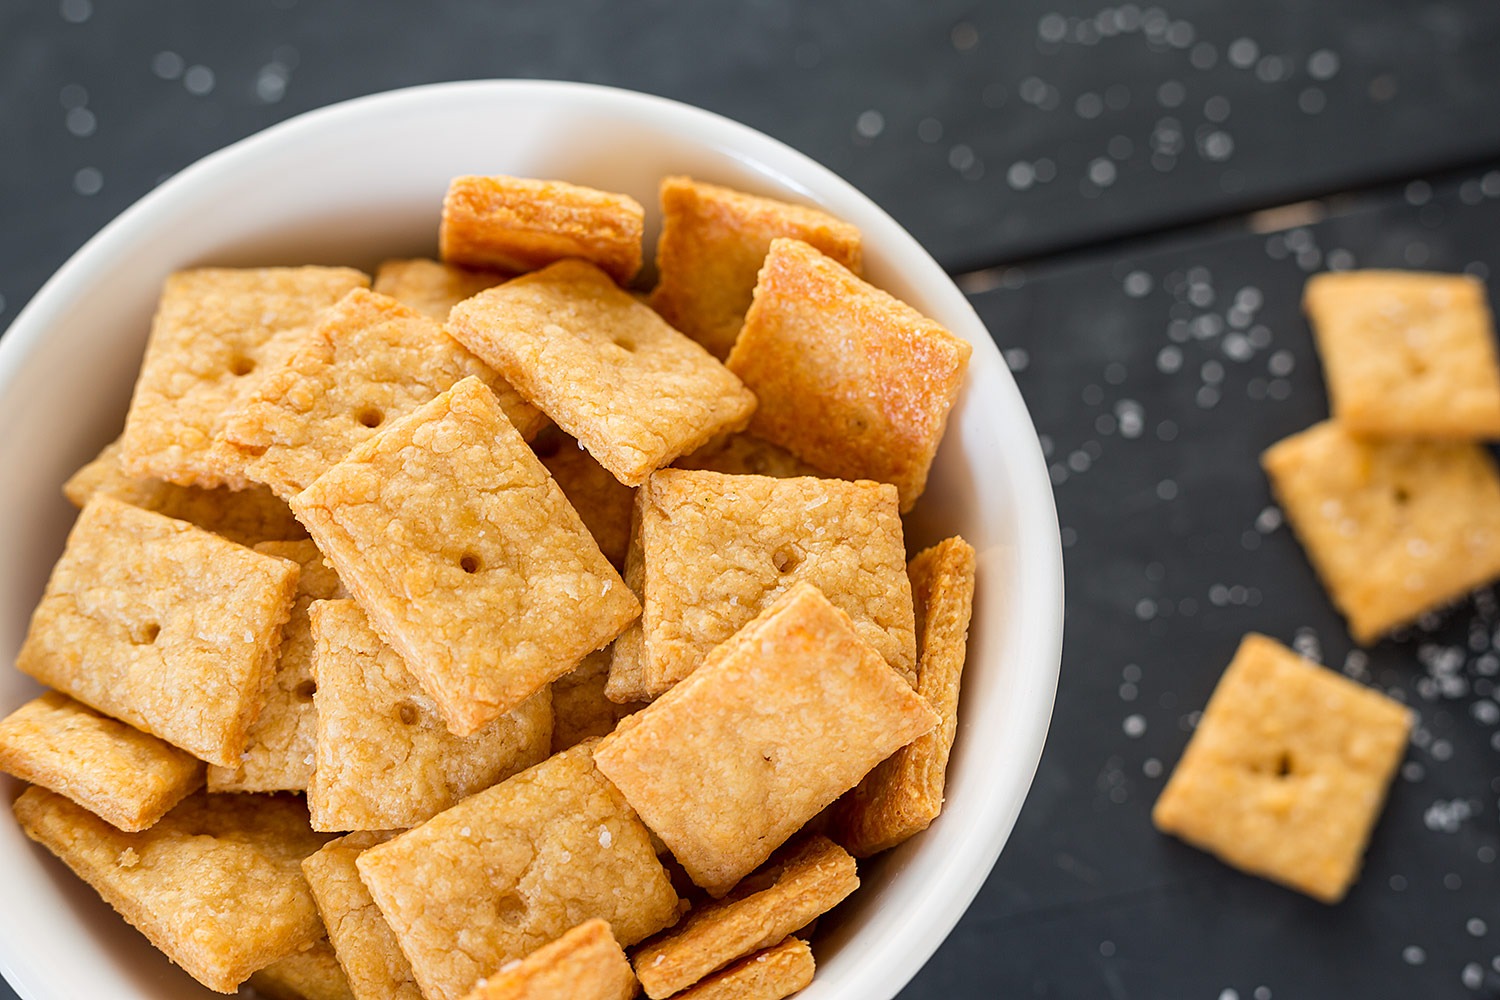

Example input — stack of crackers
[1155,270,1500,902]
[2,173,981,1000]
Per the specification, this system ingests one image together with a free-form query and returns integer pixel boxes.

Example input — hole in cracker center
[228,355,255,377]
[460,553,482,574]
[136,623,161,644]
[294,680,316,701]
[355,407,384,429]
[772,548,801,573]
[396,702,420,725]
[613,336,636,353]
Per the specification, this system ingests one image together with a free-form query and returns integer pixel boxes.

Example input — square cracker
[447,258,757,487]
[119,266,369,489]
[356,741,679,1000]
[636,469,916,697]
[65,436,307,547]
[224,287,544,499]
[303,831,423,1000]
[1305,270,1500,437]
[1261,420,1500,643]
[726,238,971,511]
[671,938,814,1000]
[290,377,638,737]
[836,536,976,856]
[373,258,511,321]
[16,496,300,767]
[461,919,636,1000]
[674,433,825,479]
[533,425,635,569]
[14,787,331,993]
[0,692,203,832]
[207,540,346,792]
[604,491,651,704]
[249,940,356,1000]
[650,176,862,360]
[594,582,938,896]
[633,835,856,999]
[440,174,645,284]
[1152,633,1412,903]
[307,599,553,831]
[552,649,645,753]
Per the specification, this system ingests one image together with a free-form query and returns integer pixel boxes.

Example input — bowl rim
[0,79,1063,1000]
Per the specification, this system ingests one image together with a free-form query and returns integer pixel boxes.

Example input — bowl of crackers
[0,81,1063,1000]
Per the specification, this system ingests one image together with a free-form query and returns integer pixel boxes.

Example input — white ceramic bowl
[0,81,1062,1000]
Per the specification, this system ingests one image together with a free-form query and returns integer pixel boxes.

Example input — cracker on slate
[637,469,916,697]
[1152,633,1412,903]
[119,266,369,489]
[14,787,331,993]
[302,830,423,1000]
[836,536,976,856]
[649,176,862,360]
[1262,420,1500,643]
[355,741,679,1000]
[461,919,637,1000]
[307,599,553,832]
[0,692,203,832]
[224,287,544,500]
[447,258,757,487]
[594,583,938,897]
[248,939,357,1000]
[726,238,971,511]
[440,175,645,284]
[633,835,856,999]
[552,649,645,754]
[533,424,635,569]
[674,433,825,479]
[373,258,512,321]
[64,436,307,547]
[16,496,300,768]
[670,938,814,1000]
[207,539,346,793]
[1305,269,1500,437]
[290,377,638,737]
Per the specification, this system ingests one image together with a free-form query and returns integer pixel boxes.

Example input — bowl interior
[0,81,1061,1000]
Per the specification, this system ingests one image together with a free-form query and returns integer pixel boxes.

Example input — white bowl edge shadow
[0,80,1063,1000]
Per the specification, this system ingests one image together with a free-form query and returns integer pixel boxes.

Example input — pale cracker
[674,432,825,479]
[302,831,423,1000]
[249,940,357,1000]
[447,259,757,487]
[460,919,636,1000]
[64,436,306,547]
[207,540,346,792]
[552,649,645,753]
[1261,420,1500,643]
[16,496,300,767]
[650,175,862,359]
[726,238,971,511]
[836,536,976,856]
[14,787,331,993]
[119,266,369,488]
[637,469,916,697]
[356,741,679,1000]
[224,287,543,499]
[307,599,553,832]
[373,258,511,320]
[670,938,814,1000]
[533,425,635,569]
[1305,270,1500,437]
[633,835,856,999]
[0,691,203,832]
[1153,633,1412,903]
[290,377,638,737]
[440,174,645,284]
[594,582,939,896]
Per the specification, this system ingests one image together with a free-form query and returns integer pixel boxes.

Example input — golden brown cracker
[249,940,357,1000]
[14,787,331,993]
[447,259,757,487]
[307,599,553,831]
[1262,420,1500,643]
[552,649,644,753]
[119,266,369,489]
[440,175,645,284]
[650,175,862,360]
[302,831,423,1000]
[290,376,638,737]
[726,238,971,511]
[637,470,916,697]
[674,433,825,479]
[593,583,939,897]
[0,692,203,832]
[670,938,813,1000]
[16,496,300,768]
[1153,633,1412,903]
[836,536,976,856]
[373,258,512,321]
[461,919,637,1000]
[633,835,855,999]
[1305,270,1500,437]
[604,490,652,704]
[356,742,678,1000]
[533,425,635,569]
